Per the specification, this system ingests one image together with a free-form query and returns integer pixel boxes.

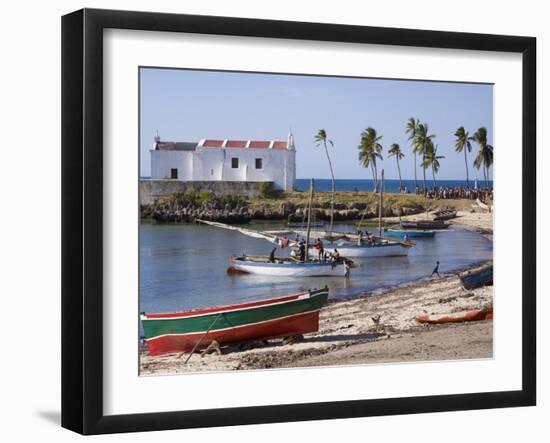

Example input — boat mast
[305,178,314,262]
[378,169,384,237]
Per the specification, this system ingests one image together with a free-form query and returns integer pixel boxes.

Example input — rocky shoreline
[141,191,432,224]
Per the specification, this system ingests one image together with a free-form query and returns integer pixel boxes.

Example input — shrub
[258,182,273,199]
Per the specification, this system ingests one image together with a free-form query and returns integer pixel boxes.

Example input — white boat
[228,255,344,277]
[334,239,411,257]
[201,179,348,278]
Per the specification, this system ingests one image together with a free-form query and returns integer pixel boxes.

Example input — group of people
[420,186,493,201]
[312,238,341,263]
[356,230,376,246]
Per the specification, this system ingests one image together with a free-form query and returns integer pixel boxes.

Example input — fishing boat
[459,263,493,289]
[229,255,344,276]
[384,228,436,238]
[432,209,457,221]
[199,179,346,276]
[400,219,449,230]
[333,238,412,257]
[331,170,414,257]
[141,287,330,356]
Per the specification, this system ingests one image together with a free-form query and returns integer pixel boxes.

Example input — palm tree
[472,127,494,188]
[358,127,383,192]
[388,143,404,192]
[413,122,436,194]
[405,117,419,190]
[422,141,445,188]
[314,129,336,234]
[454,126,473,188]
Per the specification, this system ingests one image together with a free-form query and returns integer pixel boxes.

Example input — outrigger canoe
[141,287,329,355]
[417,307,493,324]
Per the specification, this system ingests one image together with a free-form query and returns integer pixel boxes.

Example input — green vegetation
[258,182,274,199]
[405,117,420,189]
[422,143,445,188]
[472,127,494,188]
[454,126,473,188]
[388,143,404,191]
[358,127,383,192]
[171,189,248,209]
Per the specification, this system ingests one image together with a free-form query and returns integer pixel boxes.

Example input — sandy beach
[140,207,493,375]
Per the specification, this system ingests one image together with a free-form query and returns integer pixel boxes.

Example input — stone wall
[139,179,272,205]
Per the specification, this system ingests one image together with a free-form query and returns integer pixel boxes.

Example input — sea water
[139,221,492,315]
[295,178,493,193]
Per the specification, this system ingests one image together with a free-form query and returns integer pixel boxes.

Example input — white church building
[149,132,296,191]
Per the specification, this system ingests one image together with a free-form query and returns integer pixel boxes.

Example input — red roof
[225,140,248,148]
[199,139,289,149]
[202,139,224,147]
[272,141,288,150]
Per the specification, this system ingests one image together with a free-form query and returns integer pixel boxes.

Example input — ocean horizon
[139,177,493,193]
[295,178,493,193]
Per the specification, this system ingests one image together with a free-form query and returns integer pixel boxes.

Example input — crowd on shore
[409,186,493,201]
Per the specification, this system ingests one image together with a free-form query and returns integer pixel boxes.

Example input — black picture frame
[62,8,536,435]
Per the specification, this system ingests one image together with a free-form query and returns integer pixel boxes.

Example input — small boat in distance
[141,287,330,356]
[384,228,436,238]
[459,263,493,289]
[432,209,457,221]
[400,219,449,230]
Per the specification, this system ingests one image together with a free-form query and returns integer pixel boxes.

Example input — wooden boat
[432,209,457,221]
[459,264,493,289]
[141,287,329,356]
[416,307,493,324]
[229,255,344,276]
[332,170,414,257]
[334,238,412,257]
[384,228,436,238]
[400,220,449,230]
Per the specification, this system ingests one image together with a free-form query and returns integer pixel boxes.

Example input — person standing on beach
[344,260,351,279]
[430,261,441,278]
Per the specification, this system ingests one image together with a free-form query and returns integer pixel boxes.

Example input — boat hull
[229,258,344,276]
[141,288,329,355]
[335,242,410,257]
[460,264,493,289]
[400,220,449,230]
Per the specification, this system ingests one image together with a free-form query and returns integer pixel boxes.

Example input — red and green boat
[141,287,329,356]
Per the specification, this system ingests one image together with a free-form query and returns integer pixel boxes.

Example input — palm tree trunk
[396,157,402,192]
[374,163,379,192]
[464,149,469,188]
[413,153,418,189]
[432,167,436,189]
[483,165,488,189]
[323,141,335,234]
[422,149,427,195]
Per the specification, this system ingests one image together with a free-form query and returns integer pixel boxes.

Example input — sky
[140,68,493,180]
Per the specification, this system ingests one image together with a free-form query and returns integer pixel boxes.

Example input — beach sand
[140,207,493,375]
